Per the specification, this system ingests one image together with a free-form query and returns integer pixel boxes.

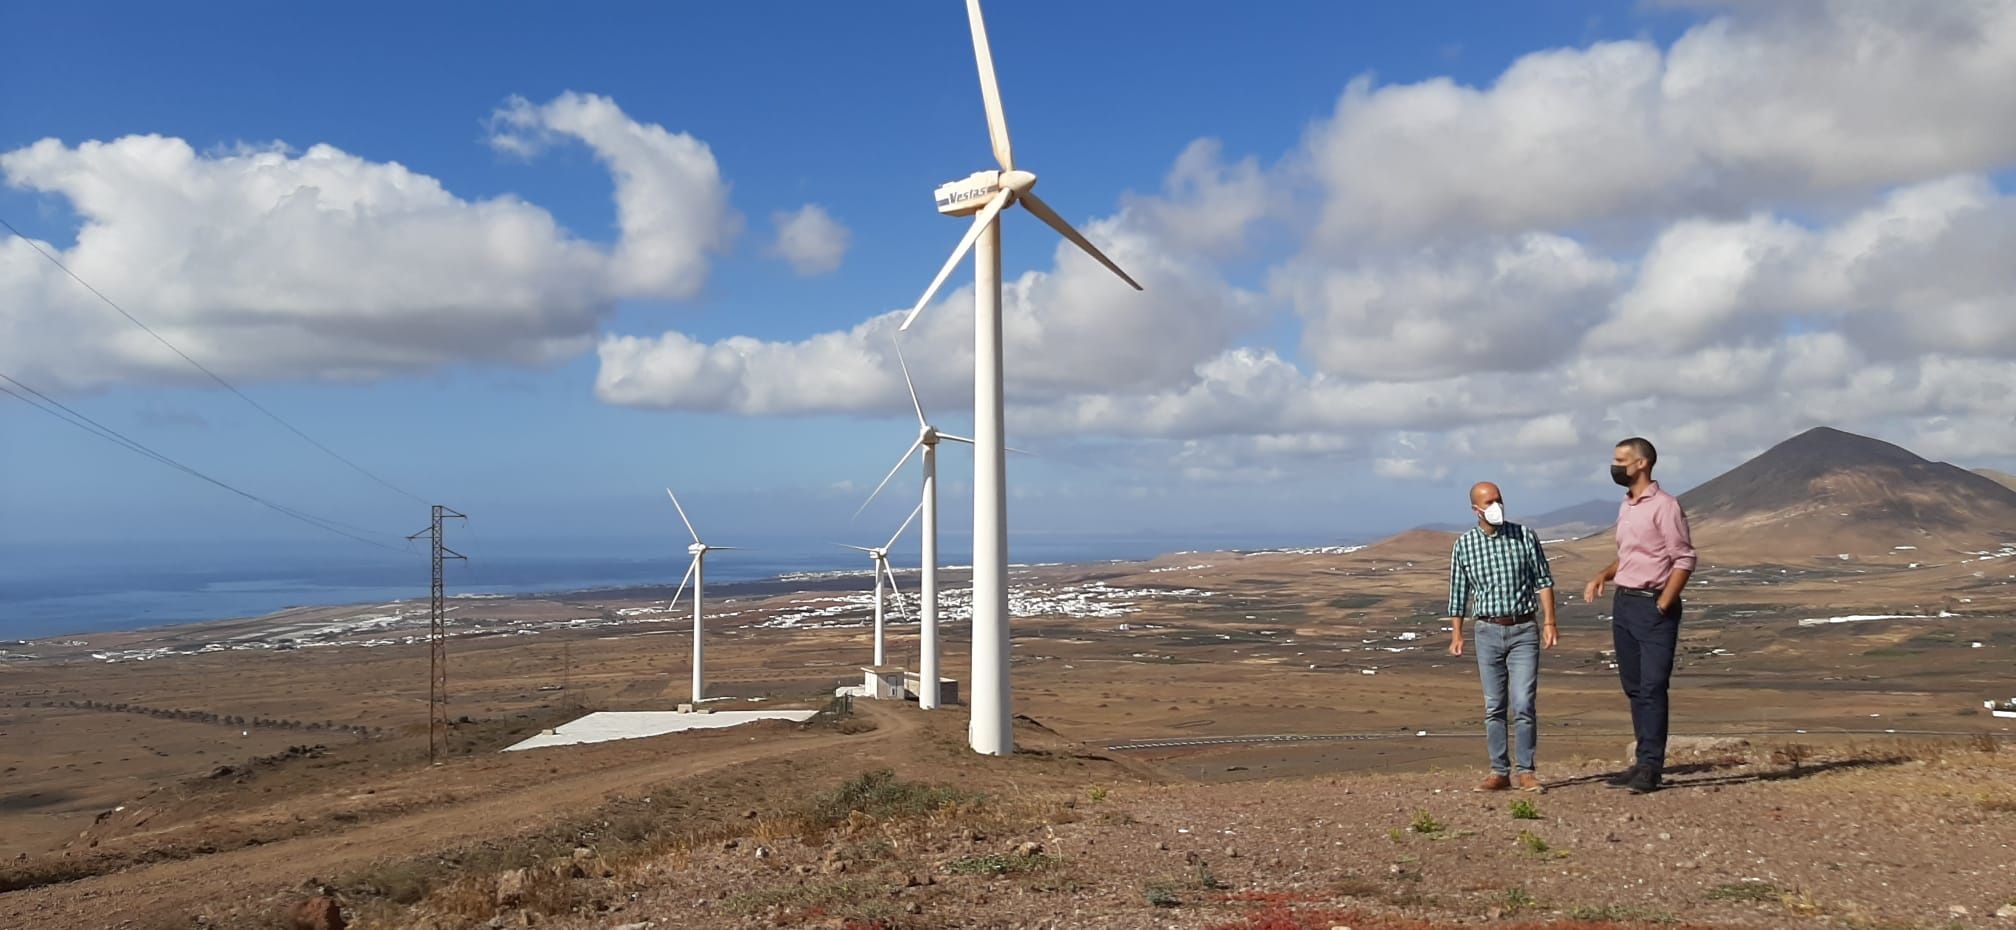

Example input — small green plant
[1088,785,1110,802]
[1707,881,1781,903]
[1386,827,1405,843]
[1192,862,1226,891]
[803,770,973,830]
[1503,887,1535,913]
[1144,883,1181,908]
[1516,830,1549,854]
[1509,798,1540,820]
[947,853,1060,877]
[1409,810,1444,834]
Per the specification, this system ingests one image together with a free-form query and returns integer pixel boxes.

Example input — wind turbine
[664,488,737,706]
[897,0,1143,755]
[857,344,972,710]
[842,501,924,671]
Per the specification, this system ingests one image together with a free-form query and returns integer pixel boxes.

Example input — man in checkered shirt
[1446,481,1559,793]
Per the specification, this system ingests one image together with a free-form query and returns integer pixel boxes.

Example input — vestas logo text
[936,186,999,207]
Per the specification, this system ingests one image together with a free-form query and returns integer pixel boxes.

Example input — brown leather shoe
[1515,773,1545,793]
[1474,773,1512,792]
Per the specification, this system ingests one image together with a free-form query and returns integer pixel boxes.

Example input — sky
[3,0,2015,560]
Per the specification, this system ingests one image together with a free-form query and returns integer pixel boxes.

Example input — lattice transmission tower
[409,506,465,764]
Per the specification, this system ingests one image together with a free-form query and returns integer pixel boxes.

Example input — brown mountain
[1976,468,2016,493]
[1676,427,2016,559]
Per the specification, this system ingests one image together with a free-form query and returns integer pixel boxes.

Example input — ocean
[0,532,1357,639]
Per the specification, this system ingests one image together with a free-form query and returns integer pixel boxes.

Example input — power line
[2,215,431,506]
[0,370,405,553]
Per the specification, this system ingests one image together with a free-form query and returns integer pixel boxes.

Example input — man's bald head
[1470,482,1502,508]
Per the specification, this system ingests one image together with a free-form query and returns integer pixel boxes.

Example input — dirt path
[1,703,920,928]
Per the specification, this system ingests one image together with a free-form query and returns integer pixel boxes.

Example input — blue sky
[3,0,2012,562]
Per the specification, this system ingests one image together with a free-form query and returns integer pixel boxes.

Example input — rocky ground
[384,733,2016,930]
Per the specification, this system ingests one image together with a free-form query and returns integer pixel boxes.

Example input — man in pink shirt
[1582,437,1696,794]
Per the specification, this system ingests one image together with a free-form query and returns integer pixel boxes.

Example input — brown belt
[1476,612,1535,626]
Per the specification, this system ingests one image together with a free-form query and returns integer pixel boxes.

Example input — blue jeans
[1475,620,1540,774]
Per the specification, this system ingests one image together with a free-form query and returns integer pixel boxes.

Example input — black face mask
[1610,464,1634,487]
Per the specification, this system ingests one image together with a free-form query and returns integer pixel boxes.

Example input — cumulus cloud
[489,93,738,298]
[1,94,737,392]
[770,204,851,276]
[595,180,1267,416]
[1302,0,2016,243]
[1279,233,1623,380]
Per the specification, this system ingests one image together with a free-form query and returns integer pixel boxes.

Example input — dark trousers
[1612,591,1680,774]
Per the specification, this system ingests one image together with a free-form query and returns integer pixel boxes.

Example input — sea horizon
[0,531,1369,640]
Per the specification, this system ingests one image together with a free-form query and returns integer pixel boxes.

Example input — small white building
[904,672,959,705]
[862,665,908,700]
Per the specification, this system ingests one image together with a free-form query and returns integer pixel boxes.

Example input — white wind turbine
[664,488,737,706]
[841,501,924,671]
[856,345,973,709]
[897,0,1143,755]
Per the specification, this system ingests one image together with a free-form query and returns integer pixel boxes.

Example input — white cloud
[595,177,1267,416]
[2,93,737,391]
[1121,139,1273,257]
[1280,233,1623,380]
[770,204,850,276]
[488,93,737,299]
[1301,0,2016,243]
[1374,457,1450,482]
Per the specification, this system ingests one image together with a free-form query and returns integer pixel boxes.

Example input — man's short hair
[1616,437,1658,468]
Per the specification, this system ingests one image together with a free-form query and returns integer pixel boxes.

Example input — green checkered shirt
[1447,522,1554,618]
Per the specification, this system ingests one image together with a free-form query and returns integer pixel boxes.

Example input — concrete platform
[502,709,818,751]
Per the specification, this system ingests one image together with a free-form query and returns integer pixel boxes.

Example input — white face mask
[1481,502,1505,526]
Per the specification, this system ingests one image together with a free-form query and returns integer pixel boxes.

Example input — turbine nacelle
[687,542,708,557]
[931,169,1038,218]
[934,170,1001,216]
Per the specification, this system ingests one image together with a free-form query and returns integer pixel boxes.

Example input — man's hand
[1583,578,1605,603]
[1448,628,1464,657]
[1541,622,1559,649]
[1657,594,1676,615]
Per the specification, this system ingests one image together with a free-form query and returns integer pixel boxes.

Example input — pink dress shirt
[1615,482,1697,590]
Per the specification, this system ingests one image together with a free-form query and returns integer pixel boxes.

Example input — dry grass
[361,767,1024,929]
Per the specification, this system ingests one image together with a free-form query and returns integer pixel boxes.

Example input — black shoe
[1604,765,1641,789]
[1625,768,1662,794]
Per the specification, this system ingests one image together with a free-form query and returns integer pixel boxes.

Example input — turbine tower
[843,501,924,669]
[898,0,1143,754]
[665,488,737,705]
[858,344,972,709]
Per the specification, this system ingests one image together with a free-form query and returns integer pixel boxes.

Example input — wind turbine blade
[1019,192,1143,291]
[893,338,927,427]
[705,546,742,551]
[900,190,1011,332]
[966,0,1013,172]
[885,500,924,551]
[664,488,701,543]
[667,559,697,612]
[883,561,913,623]
[856,440,922,519]
[839,544,877,553]
[937,431,1027,455]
